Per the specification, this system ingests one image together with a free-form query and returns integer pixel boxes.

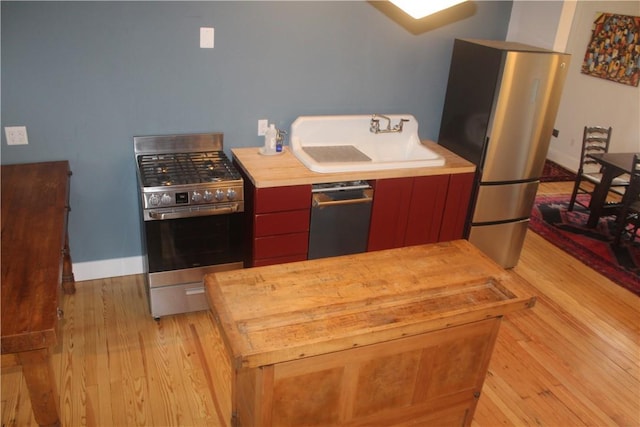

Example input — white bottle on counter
[264,124,277,154]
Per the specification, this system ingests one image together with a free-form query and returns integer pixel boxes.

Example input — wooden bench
[1,161,75,427]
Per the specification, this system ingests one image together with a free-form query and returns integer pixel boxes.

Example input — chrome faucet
[370,114,409,134]
[370,114,391,133]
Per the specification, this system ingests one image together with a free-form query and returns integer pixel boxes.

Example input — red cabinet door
[439,172,474,241]
[404,175,449,246]
[367,177,413,251]
[368,174,472,252]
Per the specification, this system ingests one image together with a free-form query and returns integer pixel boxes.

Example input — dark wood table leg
[16,348,61,427]
[587,167,615,228]
[61,231,75,295]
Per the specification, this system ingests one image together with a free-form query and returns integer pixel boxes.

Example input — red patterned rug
[529,194,640,296]
[540,160,576,182]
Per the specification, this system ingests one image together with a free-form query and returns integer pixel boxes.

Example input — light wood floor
[2,182,639,426]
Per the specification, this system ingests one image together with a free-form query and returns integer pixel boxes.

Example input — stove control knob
[227,189,237,201]
[148,194,161,207]
[203,190,214,202]
[161,193,172,205]
[192,192,203,203]
[214,189,225,201]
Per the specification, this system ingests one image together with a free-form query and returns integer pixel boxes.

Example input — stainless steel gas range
[134,132,244,319]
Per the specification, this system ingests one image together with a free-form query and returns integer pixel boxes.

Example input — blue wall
[1,1,512,263]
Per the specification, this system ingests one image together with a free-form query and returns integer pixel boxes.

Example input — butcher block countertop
[205,240,535,370]
[232,140,475,188]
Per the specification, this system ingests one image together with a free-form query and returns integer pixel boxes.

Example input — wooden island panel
[237,317,500,426]
[205,240,535,426]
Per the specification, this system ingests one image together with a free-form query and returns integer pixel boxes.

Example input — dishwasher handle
[312,188,373,208]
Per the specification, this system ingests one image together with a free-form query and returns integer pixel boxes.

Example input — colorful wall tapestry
[581,12,640,87]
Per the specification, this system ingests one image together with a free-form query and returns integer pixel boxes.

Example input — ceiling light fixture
[388,0,468,19]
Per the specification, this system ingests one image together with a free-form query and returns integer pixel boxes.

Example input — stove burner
[155,163,172,185]
[137,150,240,188]
[203,160,228,182]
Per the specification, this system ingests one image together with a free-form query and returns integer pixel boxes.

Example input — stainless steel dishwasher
[308,181,373,259]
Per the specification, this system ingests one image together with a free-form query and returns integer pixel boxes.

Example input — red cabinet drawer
[254,232,309,260]
[255,210,310,237]
[255,185,311,213]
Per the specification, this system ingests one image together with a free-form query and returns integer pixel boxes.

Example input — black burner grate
[138,151,240,187]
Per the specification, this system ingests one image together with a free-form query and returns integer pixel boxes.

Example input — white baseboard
[73,256,145,281]
[546,147,578,173]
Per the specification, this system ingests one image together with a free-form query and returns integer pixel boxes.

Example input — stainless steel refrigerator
[438,38,570,268]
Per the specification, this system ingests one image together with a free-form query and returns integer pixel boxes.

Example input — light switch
[200,27,214,49]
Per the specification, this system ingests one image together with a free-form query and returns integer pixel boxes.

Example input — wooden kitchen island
[1,161,75,427]
[205,239,535,426]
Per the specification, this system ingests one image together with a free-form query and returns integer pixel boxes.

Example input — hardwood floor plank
[93,281,114,427]
[189,323,230,425]
[490,320,617,426]
[1,365,34,426]
[200,313,235,423]
[471,200,639,425]
[473,378,529,427]
[60,274,88,426]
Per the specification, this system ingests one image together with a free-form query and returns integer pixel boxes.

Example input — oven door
[144,212,244,276]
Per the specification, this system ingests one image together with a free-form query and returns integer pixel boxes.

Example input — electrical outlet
[258,119,268,136]
[5,126,28,145]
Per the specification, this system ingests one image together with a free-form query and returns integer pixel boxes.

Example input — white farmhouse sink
[290,114,445,173]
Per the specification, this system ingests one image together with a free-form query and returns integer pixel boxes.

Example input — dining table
[586,152,638,228]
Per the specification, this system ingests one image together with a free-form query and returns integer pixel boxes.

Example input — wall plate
[5,126,28,145]
[200,27,214,48]
[258,119,268,136]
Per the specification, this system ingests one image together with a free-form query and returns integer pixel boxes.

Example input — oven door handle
[149,204,239,220]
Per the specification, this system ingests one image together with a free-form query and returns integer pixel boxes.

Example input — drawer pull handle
[185,288,205,296]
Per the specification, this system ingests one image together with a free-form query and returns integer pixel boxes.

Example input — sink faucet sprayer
[370,114,409,134]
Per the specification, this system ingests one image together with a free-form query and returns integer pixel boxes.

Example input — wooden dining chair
[568,126,629,211]
[612,154,640,246]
